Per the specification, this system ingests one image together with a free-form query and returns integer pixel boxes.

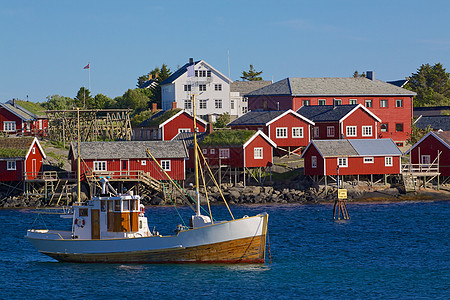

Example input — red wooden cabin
[405,131,450,177]
[0,100,48,136]
[134,109,207,141]
[228,109,314,155]
[0,137,46,181]
[69,140,189,181]
[297,104,381,140]
[301,139,402,176]
[246,76,416,145]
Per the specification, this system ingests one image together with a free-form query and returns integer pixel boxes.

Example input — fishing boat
[26,101,269,264]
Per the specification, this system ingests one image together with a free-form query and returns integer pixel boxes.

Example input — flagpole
[88,60,91,93]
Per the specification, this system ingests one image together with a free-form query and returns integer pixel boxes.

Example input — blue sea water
[0,201,449,299]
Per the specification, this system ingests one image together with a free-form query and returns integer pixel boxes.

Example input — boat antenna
[192,94,201,216]
[77,107,81,204]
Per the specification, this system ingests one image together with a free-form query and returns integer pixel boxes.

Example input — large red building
[69,140,189,181]
[0,137,46,181]
[246,76,416,145]
[405,131,450,177]
[228,109,314,155]
[301,139,402,177]
[297,104,381,140]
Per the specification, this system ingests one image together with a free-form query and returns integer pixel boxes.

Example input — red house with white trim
[297,104,381,140]
[301,139,402,176]
[246,76,416,145]
[0,137,46,181]
[69,140,189,181]
[134,109,207,141]
[405,131,450,177]
[0,100,48,136]
[228,109,314,155]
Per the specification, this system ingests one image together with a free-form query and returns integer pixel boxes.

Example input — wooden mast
[192,94,200,216]
[77,108,81,204]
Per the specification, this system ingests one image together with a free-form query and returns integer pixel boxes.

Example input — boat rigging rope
[31,212,48,230]
[161,181,188,228]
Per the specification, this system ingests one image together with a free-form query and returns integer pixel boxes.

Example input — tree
[119,89,149,112]
[353,71,366,78]
[241,65,263,81]
[74,87,93,108]
[92,94,112,109]
[214,113,230,128]
[407,120,433,145]
[136,64,172,108]
[43,95,74,110]
[405,63,450,107]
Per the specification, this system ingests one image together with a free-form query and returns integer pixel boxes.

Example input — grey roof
[230,81,273,94]
[297,105,358,122]
[310,140,358,157]
[0,102,37,121]
[138,79,158,89]
[160,61,200,85]
[246,77,416,97]
[386,79,408,88]
[349,139,402,156]
[414,115,450,131]
[172,132,206,148]
[413,106,450,117]
[70,140,188,160]
[434,131,450,147]
[228,110,287,126]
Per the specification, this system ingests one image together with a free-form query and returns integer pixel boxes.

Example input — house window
[207,70,211,77]
[385,157,393,167]
[313,127,319,138]
[178,128,191,133]
[231,100,235,110]
[276,127,288,138]
[214,84,222,91]
[421,155,431,165]
[396,99,403,107]
[362,126,372,137]
[380,99,388,108]
[184,85,192,91]
[32,148,36,154]
[318,99,326,106]
[396,123,403,132]
[303,100,310,106]
[93,161,107,172]
[210,149,215,154]
[242,107,248,114]
[199,84,206,92]
[346,126,357,137]
[365,100,372,108]
[195,70,207,77]
[141,160,147,166]
[338,157,348,167]
[364,157,374,164]
[292,127,303,138]
[202,149,207,154]
[334,99,342,105]
[381,123,388,132]
[199,99,207,109]
[184,99,192,109]
[242,97,248,103]
[3,121,16,132]
[327,126,335,137]
[254,147,263,159]
[215,99,222,109]
[219,149,230,158]
[38,120,43,130]
[311,156,317,168]
[7,161,16,170]
[349,99,357,105]
[161,160,171,171]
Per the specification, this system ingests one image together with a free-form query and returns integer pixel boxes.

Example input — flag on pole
[83,63,90,69]
[187,65,194,77]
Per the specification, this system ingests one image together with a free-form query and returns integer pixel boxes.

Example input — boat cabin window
[108,201,113,212]
[123,200,129,211]
[131,200,137,211]
[79,208,88,217]
[114,200,121,211]
[101,200,106,212]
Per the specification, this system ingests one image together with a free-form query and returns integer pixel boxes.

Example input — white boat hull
[26,213,268,263]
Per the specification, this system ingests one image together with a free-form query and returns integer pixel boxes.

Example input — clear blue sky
[1,0,449,103]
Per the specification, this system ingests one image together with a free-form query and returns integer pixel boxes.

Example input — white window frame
[7,160,16,170]
[327,126,335,137]
[276,127,288,138]
[184,85,191,92]
[380,99,388,108]
[178,128,191,133]
[141,160,147,166]
[381,123,388,132]
[202,149,207,154]
[210,149,215,154]
[184,99,192,109]
[396,99,403,107]
[421,155,431,165]
[199,99,207,109]
[38,119,43,130]
[338,157,348,168]
[313,127,319,138]
[230,100,235,110]
[214,84,222,91]
[349,99,357,105]
[199,84,206,92]
[363,157,374,164]
[362,126,372,137]
[365,99,372,108]
[219,148,230,159]
[311,156,317,168]
[93,161,107,172]
[303,100,310,106]
[32,148,36,154]
[334,99,342,105]
[215,99,222,109]
[254,147,263,159]
[161,160,171,171]
[3,121,16,132]
[318,99,326,106]
[346,126,357,137]
[292,127,303,138]
[385,157,393,167]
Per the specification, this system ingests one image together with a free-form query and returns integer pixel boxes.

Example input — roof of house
[160,60,231,86]
[297,104,358,122]
[413,106,450,117]
[70,140,188,160]
[0,137,45,159]
[302,139,401,158]
[246,77,416,97]
[201,130,257,146]
[414,115,450,131]
[230,81,273,94]
[405,131,450,154]
[228,110,287,126]
[0,102,37,121]
[171,132,206,148]
[386,79,409,88]
[137,109,181,127]
[138,79,158,89]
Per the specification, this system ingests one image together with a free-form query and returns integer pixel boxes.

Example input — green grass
[143,108,182,127]
[0,148,28,158]
[201,130,256,146]
[15,100,46,115]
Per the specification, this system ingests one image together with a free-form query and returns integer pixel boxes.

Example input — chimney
[276,102,280,111]
[189,57,194,65]
[333,98,336,109]
[152,103,157,112]
[366,71,375,81]
[172,102,177,110]
[12,98,16,107]
[207,123,214,134]
[148,74,153,80]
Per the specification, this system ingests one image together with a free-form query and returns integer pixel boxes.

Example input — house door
[32,159,37,179]
[120,159,129,177]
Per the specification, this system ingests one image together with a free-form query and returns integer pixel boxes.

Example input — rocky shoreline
[1,182,449,209]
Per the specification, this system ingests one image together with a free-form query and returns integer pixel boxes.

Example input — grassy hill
[15,100,46,116]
